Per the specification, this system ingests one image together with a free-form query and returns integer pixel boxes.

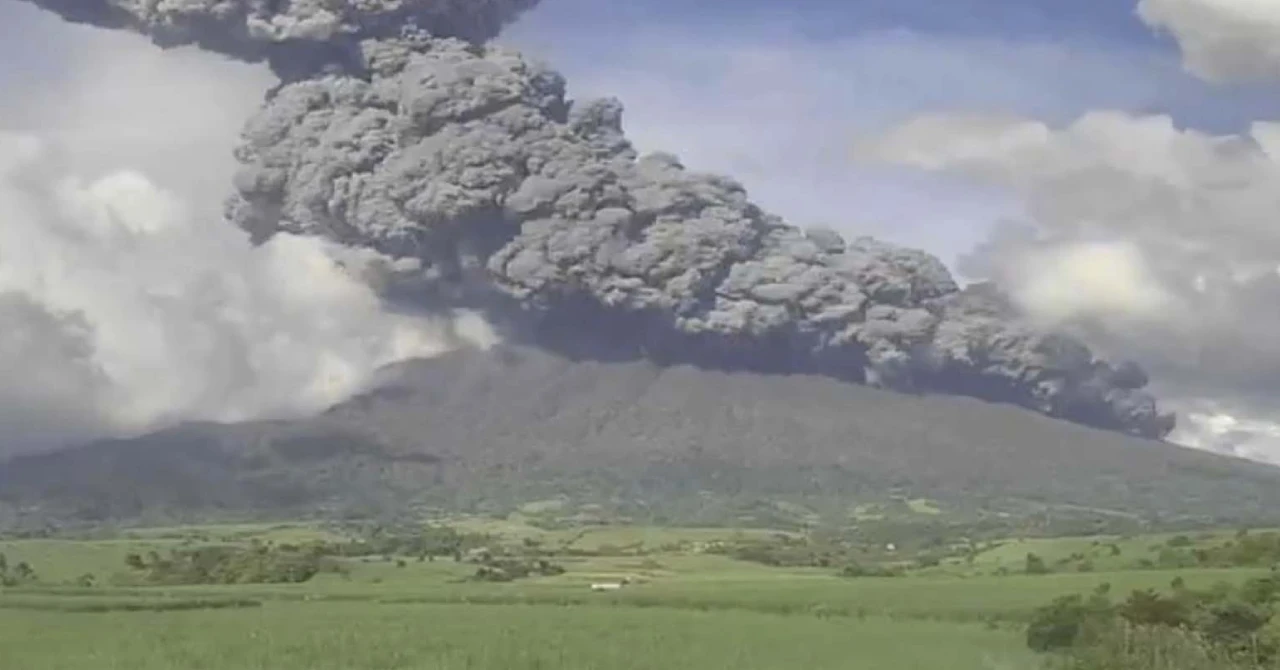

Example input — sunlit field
[0,602,1035,670]
[2,521,1277,669]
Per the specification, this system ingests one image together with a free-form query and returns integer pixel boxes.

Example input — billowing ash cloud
[11,0,1178,444]
[222,32,1173,438]
[18,0,540,78]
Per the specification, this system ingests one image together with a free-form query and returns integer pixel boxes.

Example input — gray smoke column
[225,32,1174,439]
[17,0,1175,439]
[16,0,540,78]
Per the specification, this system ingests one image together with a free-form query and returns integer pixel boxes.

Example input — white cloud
[1176,404,1280,463]
[503,20,1279,268]
[0,22,493,454]
[862,107,1280,460]
[862,111,1280,261]
[0,131,494,452]
[0,15,277,215]
[1139,0,1280,83]
[1007,240,1176,325]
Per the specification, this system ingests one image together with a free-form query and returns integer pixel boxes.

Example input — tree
[1239,575,1280,605]
[1026,594,1114,652]
[12,562,35,582]
[1025,553,1050,575]
[1117,589,1190,628]
[1198,599,1270,652]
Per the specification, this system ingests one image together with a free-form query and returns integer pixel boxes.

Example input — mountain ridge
[0,345,1275,531]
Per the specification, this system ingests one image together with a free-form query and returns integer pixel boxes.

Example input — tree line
[1027,574,1280,669]
[0,552,37,586]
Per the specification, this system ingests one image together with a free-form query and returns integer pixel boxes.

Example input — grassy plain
[0,520,1272,669]
[0,602,1033,670]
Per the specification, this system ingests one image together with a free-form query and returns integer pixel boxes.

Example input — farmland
[0,603,1032,670]
[1,519,1277,669]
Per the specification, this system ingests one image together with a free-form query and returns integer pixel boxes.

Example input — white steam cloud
[1138,0,1280,83]
[0,20,493,454]
[1004,240,1175,326]
[859,0,1280,461]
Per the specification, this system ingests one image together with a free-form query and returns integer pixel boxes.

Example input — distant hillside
[1,345,1278,531]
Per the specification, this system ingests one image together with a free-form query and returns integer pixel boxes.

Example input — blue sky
[0,0,1276,268]
[511,0,1157,43]
[507,0,1279,132]
[497,0,1280,265]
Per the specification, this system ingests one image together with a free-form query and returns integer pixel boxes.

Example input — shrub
[470,558,566,582]
[0,553,38,586]
[1026,594,1113,652]
[1025,553,1051,575]
[1030,577,1280,668]
[123,545,337,585]
[838,562,903,578]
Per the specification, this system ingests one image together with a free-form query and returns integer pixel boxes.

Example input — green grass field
[0,602,1033,670]
[958,530,1258,573]
[0,520,1272,669]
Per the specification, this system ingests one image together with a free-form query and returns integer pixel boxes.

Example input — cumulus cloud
[856,0,1280,461]
[0,131,492,452]
[859,106,1280,459]
[1179,407,1280,463]
[0,24,493,454]
[1138,0,1280,83]
[1003,240,1175,325]
[1,7,276,214]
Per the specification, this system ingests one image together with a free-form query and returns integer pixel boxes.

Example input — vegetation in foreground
[0,602,1029,670]
[2,519,1280,668]
[1026,571,1280,669]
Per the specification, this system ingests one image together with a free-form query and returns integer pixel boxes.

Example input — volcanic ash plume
[18,0,1176,440]
[225,33,1174,438]
[18,0,541,78]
